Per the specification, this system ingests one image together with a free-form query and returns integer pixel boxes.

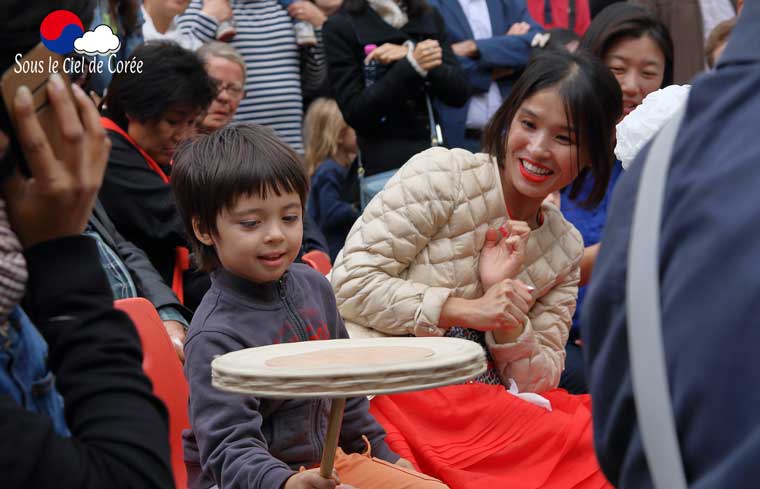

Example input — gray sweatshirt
[183,264,398,489]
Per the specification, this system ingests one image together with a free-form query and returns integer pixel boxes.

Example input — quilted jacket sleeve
[330,147,462,337]
[485,266,579,393]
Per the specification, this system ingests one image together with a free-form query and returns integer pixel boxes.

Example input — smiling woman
[329,49,621,488]
[556,2,674,394]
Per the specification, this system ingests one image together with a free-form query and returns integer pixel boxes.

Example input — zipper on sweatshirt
[278,278,309,342]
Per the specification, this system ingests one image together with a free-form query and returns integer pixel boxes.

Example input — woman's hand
[468,278,534,332]
[2,76,110,249]
[479,220,531,290]
[412,39,442,71]
[288,1,328,28]
[364,43,407,65]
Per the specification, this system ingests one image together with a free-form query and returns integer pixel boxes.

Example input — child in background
[305,99,360,262]
[172,123,447,489]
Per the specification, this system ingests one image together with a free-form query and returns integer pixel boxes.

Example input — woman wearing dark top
[99,42,217,311]
[323,0,471,176]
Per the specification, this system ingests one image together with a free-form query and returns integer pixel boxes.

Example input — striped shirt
[179,0,324,153]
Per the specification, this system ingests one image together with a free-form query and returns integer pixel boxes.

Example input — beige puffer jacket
[330,147,584,392]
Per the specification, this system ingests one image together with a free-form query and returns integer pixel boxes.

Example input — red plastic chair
[301,250,332,275]
[115,298,189,489]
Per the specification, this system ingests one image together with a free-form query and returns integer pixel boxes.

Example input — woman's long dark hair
[483,50,622,209]
[343,0,430,19]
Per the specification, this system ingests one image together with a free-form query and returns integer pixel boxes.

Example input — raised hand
[412,39,442,72]
[2,75,110,249]
[364,43,408,65]
[479,220,531,291]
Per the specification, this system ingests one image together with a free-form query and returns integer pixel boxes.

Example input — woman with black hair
[323,0,470,177]
[99,41,217,311]
[332,49,620,488]
[558,2,673,394]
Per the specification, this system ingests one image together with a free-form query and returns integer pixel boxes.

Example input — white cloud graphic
[74,24,121,56]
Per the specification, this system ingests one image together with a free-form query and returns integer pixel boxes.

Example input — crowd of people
[0,0,757,488]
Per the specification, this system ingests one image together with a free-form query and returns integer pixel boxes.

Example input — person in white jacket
[331,49,622,394]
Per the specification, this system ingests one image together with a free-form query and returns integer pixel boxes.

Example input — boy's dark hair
[483,49,622,209]
[581,3,674,87]
[102,41,217,129]
[172,124,309,272]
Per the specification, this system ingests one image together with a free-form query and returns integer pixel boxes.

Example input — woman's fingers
[484,228,500,247]
[47,74,86,171]
[71,83,110,182]
[12,84,60,183]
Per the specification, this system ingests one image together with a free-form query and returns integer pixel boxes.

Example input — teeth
[521,160,551,176]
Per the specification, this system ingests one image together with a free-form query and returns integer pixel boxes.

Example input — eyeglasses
[212,79,245,99]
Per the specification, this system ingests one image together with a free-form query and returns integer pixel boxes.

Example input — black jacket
[99,131,210,310]
[89,199,191,320]
[324,1,471,176]
[2,236,173,489]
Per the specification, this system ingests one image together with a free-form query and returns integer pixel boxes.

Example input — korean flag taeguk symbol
[40,10,121,56]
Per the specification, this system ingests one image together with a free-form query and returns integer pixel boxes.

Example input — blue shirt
[560,160,623,333]
[307,159,360,261]
[0,306,69,437]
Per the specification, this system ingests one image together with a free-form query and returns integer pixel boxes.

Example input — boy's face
[195,190,303,283]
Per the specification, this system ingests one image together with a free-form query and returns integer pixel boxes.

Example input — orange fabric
[102,117,190,304]
[369,383,612,489]
[115,298,189,489]
[333,446,448,489]
[301,250,332,275]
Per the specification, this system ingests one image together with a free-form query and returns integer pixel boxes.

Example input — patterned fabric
[445,327,502,385]
[331,147,583,392]
[0,199,27,326]
[179,0,326,153]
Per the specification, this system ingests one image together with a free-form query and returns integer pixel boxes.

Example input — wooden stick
[320,397,346,479]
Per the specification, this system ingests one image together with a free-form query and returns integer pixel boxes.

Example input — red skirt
[369,383,612,489]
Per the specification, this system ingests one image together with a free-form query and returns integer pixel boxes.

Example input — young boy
[172,124,447,489]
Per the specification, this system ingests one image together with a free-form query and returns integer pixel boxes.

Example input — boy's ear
[192,216,215,246]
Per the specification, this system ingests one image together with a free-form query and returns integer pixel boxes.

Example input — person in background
[197,42,247,133]
[323,0,470,176]
[527,0,591,36]
[178,0,329,153]
[86,200,192,361]
[0,2,173,487]
[558,2,673,394]
[194,43,332,263]
[99,42,217,312]
[705,17,736,68]
[142,0,202,50]
[545,27,581,51]
[425,0,541,152]
[305,98,360,261]
[584,2,760,486]
[630,0,737,83]
[88,0,144,97]
[588,0,623,18]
